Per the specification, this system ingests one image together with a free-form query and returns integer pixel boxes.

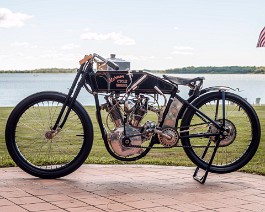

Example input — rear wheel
[180,91,260,173]
[5,92,93,178]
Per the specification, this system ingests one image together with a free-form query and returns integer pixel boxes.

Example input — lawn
[0,104,264,175]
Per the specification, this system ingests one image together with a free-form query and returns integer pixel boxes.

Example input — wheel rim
[186,96,253,168]
[14,100,85,171]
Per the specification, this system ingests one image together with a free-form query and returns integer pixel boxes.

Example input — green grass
[0,105,265,175]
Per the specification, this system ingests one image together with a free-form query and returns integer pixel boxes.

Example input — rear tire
[5,91,93,178]
[180,91,260,173]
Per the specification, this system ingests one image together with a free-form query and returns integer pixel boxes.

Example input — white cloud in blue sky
[80,32,136,46]
[11,42,37,49]
[0,0,265,70]
[172,46,194,55]
[0,8,32,28]
[61,43,80,50]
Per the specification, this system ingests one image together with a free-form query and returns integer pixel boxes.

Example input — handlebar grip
[106,61,119,70]
[79,54,93,65]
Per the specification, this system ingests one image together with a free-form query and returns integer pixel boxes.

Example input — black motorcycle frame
[53,56,228,184]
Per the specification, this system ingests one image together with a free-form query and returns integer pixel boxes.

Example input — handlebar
[93,53,119,70]
[79,53,120,71]
[106,60,120,71]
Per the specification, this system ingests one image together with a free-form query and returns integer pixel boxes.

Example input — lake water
[0,73,264,106]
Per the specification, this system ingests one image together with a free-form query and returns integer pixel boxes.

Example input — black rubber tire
[5,91,93,178]
[180,91,260,173]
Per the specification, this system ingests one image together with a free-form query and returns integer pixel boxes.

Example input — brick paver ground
[0,164,265,211]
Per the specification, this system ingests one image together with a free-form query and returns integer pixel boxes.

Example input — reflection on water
[0,73,264,106]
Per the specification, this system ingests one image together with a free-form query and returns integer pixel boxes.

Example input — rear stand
[193,139,221,184]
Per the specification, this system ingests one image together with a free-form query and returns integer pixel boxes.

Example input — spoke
[215,99,219,120]
[15,99,84,171]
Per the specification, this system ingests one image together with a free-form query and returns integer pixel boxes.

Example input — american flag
[257,27,265,47]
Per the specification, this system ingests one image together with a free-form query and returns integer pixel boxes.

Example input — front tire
[180,91,260,173]
[5,91,93,178]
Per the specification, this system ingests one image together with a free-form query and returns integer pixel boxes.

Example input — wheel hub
[208,119,236,147]
[45,128,61,140]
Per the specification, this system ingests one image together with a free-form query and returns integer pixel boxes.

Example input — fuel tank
[92,70,174,94]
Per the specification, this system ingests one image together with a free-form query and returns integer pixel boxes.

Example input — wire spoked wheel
[180,91,260,173]
[5,92,93,178]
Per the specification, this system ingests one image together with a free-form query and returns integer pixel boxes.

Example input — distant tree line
[162,66,265,74]
[1,66,265,74]
[0,68,76,73]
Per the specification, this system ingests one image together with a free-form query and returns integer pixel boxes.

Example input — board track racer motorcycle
[5,53,260,184]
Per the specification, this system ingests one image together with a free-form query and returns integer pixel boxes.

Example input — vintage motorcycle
[5,53,261,183]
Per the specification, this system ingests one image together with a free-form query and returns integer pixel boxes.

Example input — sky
[0,0,265,70]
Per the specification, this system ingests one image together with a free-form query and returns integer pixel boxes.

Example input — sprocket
[208,119,237,147]
[158,128,179,147]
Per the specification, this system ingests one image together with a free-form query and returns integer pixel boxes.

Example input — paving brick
[67,206,104,212]
[143,206,179,211]
[21,202,60,211]
[0,190,32,198]
[52,199,88,209]
[215,206,250,212]
[80,196,115,205]
[0,198,16,206]
[124,200,162,209]
[26,188,63,196]
[193,200,228,210]
[215,197,251,206]
[148,197,178,206]
[0,165,265,211]
[38,194,75,202]
[8,196,45,205]
[0,205,28,212]
[96,202,135,211]
[108,194,145,202]
[66,191,96,199]
[238,194,265,205]
[169,203,207,212]
[239,203,265,211]
[92,189,126,197]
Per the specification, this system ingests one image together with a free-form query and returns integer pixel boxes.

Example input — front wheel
[180,91,260,173]
[5,91,93,178]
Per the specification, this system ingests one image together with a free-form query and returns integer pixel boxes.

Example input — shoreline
[1,66,265,74]
[1,71,264,74]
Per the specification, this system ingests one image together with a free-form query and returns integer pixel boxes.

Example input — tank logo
[108,75,124,83]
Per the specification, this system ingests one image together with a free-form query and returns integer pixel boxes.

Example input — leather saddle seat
[163,75,205,86]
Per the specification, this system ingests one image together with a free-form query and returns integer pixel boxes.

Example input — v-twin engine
[102,93,181,157]
[103,94,150,157]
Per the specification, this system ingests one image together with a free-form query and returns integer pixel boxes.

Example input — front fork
[52,65,86,131]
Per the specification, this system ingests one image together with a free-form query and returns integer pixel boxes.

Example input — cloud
[61,43,80,50]
[80,32,136,46]
[11,42,37,48]
[120,55,139,60]
[120,55,155,61]
[173,26,179,30]
[173,46,194,50]
[172,51,193,55]
[172,46,194,55]
[0,8,32,28]
[39,50,77,61]
[0,54,8,59]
